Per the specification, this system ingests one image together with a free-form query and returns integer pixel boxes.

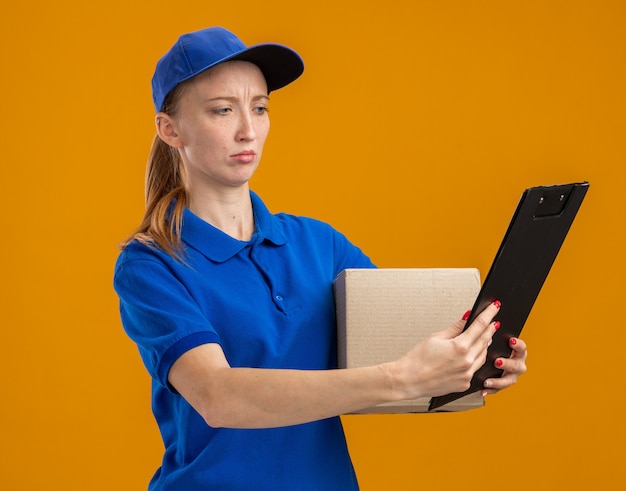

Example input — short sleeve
[113,252,221,390]
[329,225,377,274]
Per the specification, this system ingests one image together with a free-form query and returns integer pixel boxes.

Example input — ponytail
[121,80,193,259]
[120,134,188,260]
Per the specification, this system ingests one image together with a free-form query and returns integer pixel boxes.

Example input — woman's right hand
[388,301,502,400]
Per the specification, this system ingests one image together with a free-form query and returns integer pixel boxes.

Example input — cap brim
[230,44,304,92]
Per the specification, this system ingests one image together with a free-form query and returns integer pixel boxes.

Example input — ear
[155,112,183,148]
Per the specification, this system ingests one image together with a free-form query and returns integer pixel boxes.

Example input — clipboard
[428,181,589,411]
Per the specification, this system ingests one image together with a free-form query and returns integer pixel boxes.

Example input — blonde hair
[121,85,189,259]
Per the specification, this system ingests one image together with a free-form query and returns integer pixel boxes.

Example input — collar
[181,191,287,263]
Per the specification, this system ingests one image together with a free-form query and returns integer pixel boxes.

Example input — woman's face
[165,61,270,195]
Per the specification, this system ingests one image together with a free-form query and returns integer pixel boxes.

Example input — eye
[212,107,232,115]
[253,106,269,115]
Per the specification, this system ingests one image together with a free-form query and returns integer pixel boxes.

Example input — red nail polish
[510,338,517,346]
[493,300,502,309]
[496,359,504,368]
[462,310,471,321]
[493,321,501,330]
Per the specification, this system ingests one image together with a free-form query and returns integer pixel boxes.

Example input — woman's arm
[169,301,507,429]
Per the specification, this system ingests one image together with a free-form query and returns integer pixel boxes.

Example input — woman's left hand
[481,337,528,396]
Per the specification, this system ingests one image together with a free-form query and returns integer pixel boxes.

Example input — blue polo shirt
[114,191,375,491]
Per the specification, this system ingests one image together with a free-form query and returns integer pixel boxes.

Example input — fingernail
[493,321,501,330]
[462,310,471,321]
[496,359,504,368]
[493,300,502,309]
[510,337,517,346]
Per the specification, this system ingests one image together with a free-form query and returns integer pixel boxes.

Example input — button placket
[249,245,287,313]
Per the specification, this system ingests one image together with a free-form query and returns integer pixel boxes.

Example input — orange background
[2,1,624,489]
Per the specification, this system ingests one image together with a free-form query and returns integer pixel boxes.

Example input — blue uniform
[114,191,375,490]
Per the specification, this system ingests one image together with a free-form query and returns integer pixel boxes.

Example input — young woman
[114,26,527,490]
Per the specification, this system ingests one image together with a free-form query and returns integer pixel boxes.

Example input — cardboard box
[334,268,484,413]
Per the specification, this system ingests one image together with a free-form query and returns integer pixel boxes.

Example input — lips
[231,150,256,163]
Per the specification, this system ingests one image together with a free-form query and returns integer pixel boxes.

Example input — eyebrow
[203,95,270,103]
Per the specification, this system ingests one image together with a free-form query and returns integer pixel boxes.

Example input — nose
[236,112,256,142]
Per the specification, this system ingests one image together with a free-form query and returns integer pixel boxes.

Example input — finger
[460,315,501,377]
[509,337,528,360]
[467,320,500,375]
[437,310,473,340]
[494,356,527,377]
[463,300,502,343]
[483,371,519,392]
[471,318,502,369]
[482,356,526,391]
[481,389,498,397]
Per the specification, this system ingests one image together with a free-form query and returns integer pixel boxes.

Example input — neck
[188,187,255,241]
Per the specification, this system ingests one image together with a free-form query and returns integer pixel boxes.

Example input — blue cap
[151,26,304,112]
